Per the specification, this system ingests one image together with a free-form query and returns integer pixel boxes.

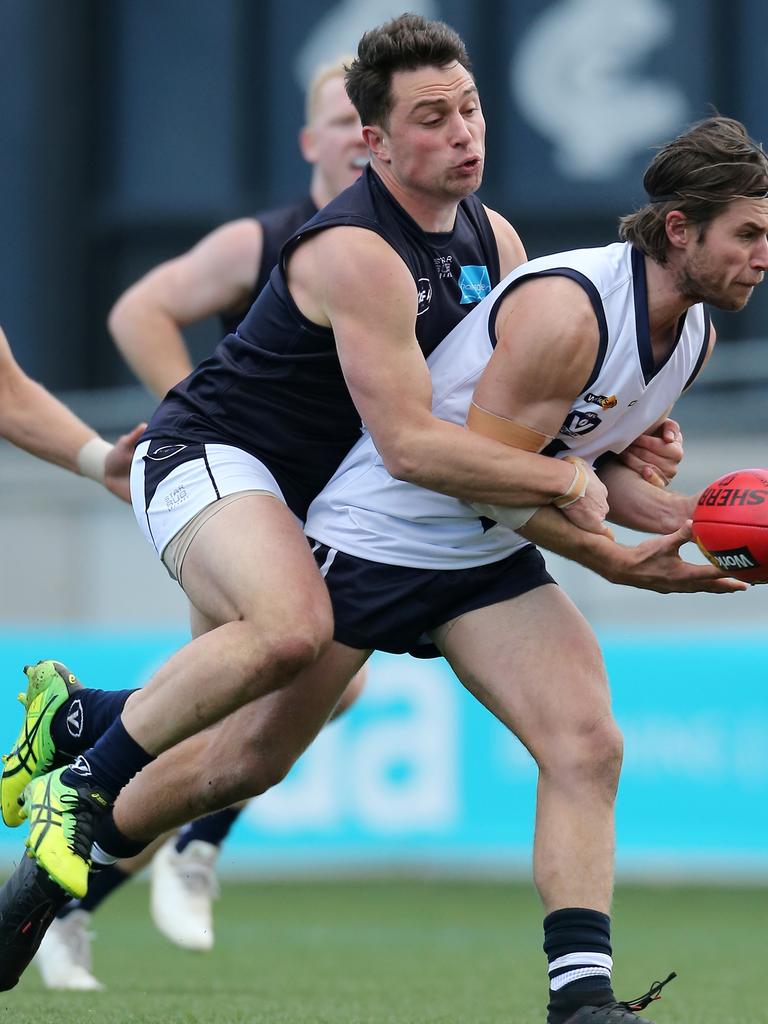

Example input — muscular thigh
[431,584,610,760]
[182,493,332,631]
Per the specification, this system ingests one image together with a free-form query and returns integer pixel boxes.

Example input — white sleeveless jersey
[305,242,710,569]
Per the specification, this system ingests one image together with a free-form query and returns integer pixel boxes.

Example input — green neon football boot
[1,661,82,827]
[21,765,111,900]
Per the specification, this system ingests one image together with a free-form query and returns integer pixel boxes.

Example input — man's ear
[363,124,389,163]
[665,210,690,251]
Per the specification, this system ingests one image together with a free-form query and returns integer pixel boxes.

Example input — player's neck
[644,254,696,336]
[372,165,460,233]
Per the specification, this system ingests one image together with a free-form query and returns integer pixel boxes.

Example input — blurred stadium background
[1,0,767,886]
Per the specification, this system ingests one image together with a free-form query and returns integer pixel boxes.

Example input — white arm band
[76,437,113,483]
[470,501,538,531]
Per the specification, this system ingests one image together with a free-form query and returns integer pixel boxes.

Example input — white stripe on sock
[549,966,612,992]
[549,952,613,974]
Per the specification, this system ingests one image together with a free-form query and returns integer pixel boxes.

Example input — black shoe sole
[0,851,70,991]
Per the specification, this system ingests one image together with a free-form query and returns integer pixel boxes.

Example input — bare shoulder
[494,274,601,387]
[482,205,527,276]
[288,226,416,326]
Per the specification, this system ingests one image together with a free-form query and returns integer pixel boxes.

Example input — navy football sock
[176,807,243,853]
[51,689,137,756]
[60,714,153,800]
[544,908,614,1024]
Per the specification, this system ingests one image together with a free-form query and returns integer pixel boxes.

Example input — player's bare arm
[469,274,610,533]
[288,227,600,516]
[0,326,143,501]
[109,218,264,398]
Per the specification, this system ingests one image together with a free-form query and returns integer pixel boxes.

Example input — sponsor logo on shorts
[416,277,433,316]
[70,755,92,777]
[66,698,84,739]
[697,486,768,507]
[560,410,601,436]
[458,265,491,304]
[707,546,758,570]
[147,444,188,461]
[584,392,617,409]
[165,486,189,510]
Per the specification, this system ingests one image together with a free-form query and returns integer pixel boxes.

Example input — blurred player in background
[33,57,369,990]
[0,326,140,500]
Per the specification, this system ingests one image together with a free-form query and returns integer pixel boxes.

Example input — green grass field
[0,878,763,1024]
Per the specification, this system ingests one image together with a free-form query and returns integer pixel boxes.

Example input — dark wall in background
[2,0,766,390]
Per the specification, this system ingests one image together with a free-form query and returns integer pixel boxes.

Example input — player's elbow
[378,439,425,484]
[107,291,138,350]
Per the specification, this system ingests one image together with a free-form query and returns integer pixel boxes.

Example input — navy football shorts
[309,541,555,658]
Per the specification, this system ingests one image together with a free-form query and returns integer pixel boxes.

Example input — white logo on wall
[246,659,458,832]
[511,0,688,179]
[294,0,439,89]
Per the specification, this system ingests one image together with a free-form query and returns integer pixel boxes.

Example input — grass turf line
[0,878,763,1024]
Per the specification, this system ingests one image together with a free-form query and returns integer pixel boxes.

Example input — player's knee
[570,716,623,795]
[541,714,623,796]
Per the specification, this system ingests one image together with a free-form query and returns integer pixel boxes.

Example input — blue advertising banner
[0,630,765,876]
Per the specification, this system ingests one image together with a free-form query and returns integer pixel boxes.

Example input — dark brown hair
[345,13,472,129]
[619,116,768,262]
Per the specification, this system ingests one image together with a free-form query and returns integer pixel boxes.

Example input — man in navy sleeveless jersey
[0,13,687,1004]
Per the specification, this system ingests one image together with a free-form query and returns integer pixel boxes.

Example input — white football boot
[150,838,219,951]
[34,909,104,990]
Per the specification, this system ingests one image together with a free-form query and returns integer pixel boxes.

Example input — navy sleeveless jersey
[145,166,500,519]
[218,195,317,337]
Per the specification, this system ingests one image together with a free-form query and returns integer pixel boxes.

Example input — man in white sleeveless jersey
[300,115,767,1023]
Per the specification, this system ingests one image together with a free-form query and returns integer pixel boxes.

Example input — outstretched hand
[104,422,147,502]
[607,520,748,594]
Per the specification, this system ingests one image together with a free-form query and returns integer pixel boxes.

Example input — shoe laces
[59,789,105,862]
[619,971,677,1013]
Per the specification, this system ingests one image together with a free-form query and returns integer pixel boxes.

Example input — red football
[692,468,768,583]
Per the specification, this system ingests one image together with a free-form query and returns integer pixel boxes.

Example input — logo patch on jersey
[560,410,601,437]
[458,265,491,304]
[416,277,433,316]
[584,392,617,409]
[433,255,454,279]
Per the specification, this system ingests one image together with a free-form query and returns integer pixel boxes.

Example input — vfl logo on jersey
[433,255,453,279]
[584,392,617,409]
[147,444,188,461]
[706,545,759,571]
[416,277,433,316]
[561,410,601,436]
[458,265,491,304]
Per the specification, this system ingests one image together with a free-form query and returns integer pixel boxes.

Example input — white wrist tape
[553,459,588,509]
[76,437,113,483]
[470,501,538,531]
